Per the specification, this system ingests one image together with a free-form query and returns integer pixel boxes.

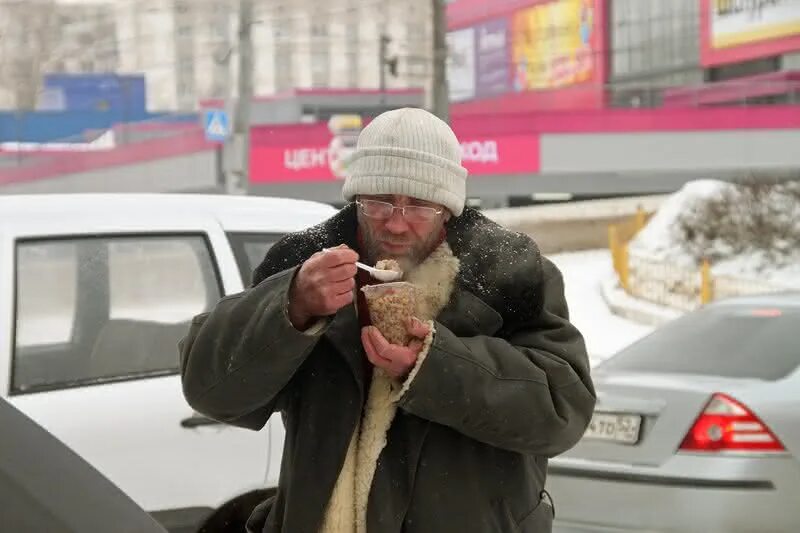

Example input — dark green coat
[180,204,595,533]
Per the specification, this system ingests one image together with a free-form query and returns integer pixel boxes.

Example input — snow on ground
[548,249,653,365]
[630,179,800,286]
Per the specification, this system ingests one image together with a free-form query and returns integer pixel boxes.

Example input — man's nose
[384,208,410,234]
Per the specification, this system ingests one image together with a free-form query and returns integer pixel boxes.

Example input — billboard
[447,28,477,102]
[475,18,511,98]
[511,0,598,90]
[702,0,800,66]
[249,124,540,183]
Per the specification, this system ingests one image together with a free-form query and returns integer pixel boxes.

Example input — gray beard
[358,215,440,272]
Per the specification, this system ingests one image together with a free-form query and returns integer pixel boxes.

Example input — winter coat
[179,204,595,533]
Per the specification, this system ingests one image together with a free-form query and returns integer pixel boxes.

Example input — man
[180,108,595,533]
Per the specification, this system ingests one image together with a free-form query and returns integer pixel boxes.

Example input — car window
[226,232,281,286]
[12,235,222,394]
[15,242,78,347]
[598,306,800,381]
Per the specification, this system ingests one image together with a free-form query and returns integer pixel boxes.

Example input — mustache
[381,239,412,246]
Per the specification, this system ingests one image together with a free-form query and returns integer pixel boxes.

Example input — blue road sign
[204,109,230,142]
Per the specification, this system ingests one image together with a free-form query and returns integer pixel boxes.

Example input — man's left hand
[361,318,431,380]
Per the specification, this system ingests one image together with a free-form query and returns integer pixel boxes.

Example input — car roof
[709,291,800,310]
[0,193,337,234]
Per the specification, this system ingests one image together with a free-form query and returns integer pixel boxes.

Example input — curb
[600,276,682,327]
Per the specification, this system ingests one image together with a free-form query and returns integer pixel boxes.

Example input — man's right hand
[288,245,359,330]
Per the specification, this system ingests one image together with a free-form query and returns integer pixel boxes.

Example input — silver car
[548,293,800,533]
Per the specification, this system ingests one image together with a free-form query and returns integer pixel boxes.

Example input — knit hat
[342,108,468,216]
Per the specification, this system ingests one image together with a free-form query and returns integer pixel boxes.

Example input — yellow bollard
[700,258,714,304]
[634,206,647,233]
[620,244,630,292]
[608,225,620,277]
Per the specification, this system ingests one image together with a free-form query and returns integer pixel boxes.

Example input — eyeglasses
[357,199,443,224]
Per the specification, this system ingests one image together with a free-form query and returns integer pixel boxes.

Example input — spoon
[355,261,403,282]
[322,248,403,282]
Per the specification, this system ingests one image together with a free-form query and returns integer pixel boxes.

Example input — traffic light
[386,57,398,77]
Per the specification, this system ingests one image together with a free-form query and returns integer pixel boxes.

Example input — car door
[223,231,288,488]
[5,223,271,518]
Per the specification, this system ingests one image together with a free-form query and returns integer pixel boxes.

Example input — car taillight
[679,393,785,453]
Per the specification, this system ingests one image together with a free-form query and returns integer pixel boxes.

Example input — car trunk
[563,371,768,466]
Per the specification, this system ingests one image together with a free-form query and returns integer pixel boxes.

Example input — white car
[0,193,335,532]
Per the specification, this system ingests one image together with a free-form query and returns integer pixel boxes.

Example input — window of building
[610,0,699,79]
[311,51,330,88]
[311,22,328,38]
[275,45,294,92]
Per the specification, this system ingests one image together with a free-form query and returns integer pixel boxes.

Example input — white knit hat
[342,107,468,216]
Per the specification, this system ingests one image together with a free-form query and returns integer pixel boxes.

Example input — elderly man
[180,108,595,533]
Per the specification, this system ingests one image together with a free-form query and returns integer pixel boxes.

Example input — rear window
[598,306,800,381]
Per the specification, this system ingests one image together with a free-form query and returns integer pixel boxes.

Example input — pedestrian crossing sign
[204,109,230,142]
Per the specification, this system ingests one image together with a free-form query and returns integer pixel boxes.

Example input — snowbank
[629,179,800,287]
[548,250,653,361]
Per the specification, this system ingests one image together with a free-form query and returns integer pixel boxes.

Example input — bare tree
[0,0,60,109]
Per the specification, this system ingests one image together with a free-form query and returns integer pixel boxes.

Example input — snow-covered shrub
[676,176,800,265]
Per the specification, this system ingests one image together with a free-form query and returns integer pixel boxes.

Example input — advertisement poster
[702,0,800,65]
[447,27,477,102]
[475,18,510,98]
[511,0,597,90]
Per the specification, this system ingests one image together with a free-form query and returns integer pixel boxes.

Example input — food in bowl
[361,282,416,345]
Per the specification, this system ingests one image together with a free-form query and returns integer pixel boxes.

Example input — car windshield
[598,305,800,381]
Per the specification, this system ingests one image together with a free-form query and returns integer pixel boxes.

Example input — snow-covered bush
[675,177,800,264]
[629,177,800,285]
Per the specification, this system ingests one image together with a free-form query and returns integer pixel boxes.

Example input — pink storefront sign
[249,131,540,183]
[458,135,540,176]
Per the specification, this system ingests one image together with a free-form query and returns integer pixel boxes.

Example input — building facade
[113,0,432,111]
[608,0,800,107]
[4,0,800,113]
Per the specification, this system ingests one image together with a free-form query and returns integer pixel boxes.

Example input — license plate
[584,412,642,445]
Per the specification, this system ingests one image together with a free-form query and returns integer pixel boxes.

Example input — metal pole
[431,0,449,123]
[380,33,389,106]
[226,0,254,195]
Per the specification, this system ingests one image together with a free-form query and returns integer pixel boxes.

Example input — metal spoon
[322,248,403,282]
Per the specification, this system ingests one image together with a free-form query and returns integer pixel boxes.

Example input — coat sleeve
[179,267,327,431]
[396,258,596,457]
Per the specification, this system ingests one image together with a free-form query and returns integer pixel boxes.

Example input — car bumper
[547,454,800,533]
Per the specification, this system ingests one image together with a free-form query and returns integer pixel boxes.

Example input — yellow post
[700,258,714,304]
[608,225,620,277]
[634,205,647,233]
[620,243,630,292]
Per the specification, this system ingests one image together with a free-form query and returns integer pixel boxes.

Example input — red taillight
[679,393,786,453]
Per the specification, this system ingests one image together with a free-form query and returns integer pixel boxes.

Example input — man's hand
[361,318,432,380]
[288,245,359,330]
